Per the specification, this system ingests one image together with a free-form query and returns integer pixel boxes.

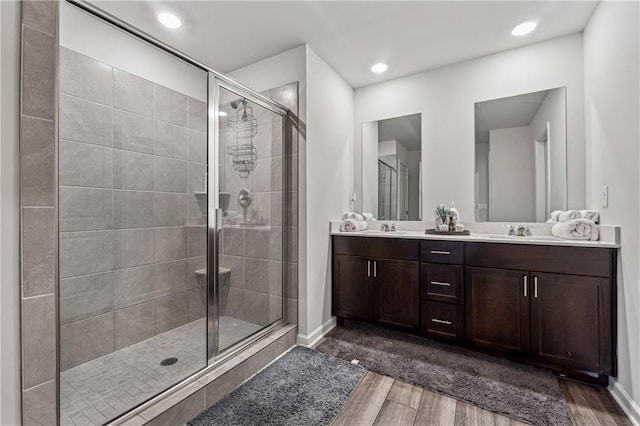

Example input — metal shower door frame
[207,75,289,360]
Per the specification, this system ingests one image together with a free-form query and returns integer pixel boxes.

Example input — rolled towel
[551,219,599,241]
[342,212,364,221]
[580,210,600,224]
[558,210,580,222]
[362,212,375,221]
[550,210,563,222]
[546,218,556,223]
[340,219,368,232]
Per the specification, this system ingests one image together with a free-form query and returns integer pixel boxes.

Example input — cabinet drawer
[421,301,464,342]
[421,264,463,304]
[333,236,419,261]
[421,241,464,264]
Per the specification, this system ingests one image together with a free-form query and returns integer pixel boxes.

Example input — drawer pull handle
[524,276,528,297]
[430,250,451,255]
[430,281,451,287]
[367,261,371,277]
[534,276,538,298]
[431,318,452,325]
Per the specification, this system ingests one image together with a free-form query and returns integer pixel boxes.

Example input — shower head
[230,98,247,110]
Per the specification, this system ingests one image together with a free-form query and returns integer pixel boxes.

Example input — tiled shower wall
[58,47,208,371]
[219,83,298,328]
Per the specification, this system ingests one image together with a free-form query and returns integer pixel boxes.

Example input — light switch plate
[601,185,608,208]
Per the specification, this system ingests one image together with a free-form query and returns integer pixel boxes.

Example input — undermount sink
[488,235,560,241]
[360,230,408,235]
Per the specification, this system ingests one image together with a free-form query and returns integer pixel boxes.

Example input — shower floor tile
[60,316,262,425]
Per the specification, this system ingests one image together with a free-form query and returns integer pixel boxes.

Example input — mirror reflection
[362,114,422,221]
[474,88,567,222]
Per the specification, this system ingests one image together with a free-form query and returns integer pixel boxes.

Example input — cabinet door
[465,267,530,354]
[531,272,611,373]
[332,255,373,321]
[375,259,420,330]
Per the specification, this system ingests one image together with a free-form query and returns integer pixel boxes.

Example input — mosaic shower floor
[60,316,262,425]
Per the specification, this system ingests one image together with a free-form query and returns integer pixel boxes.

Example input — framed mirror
[474,88,567,222]
[362,113,422,221]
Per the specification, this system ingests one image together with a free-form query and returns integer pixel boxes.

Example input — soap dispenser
[449,202,460,224]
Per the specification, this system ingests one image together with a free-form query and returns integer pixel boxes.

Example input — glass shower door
[209,79,287,355]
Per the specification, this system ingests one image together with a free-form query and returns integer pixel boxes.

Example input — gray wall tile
[286,263,298,299]
[60,272,114,324]
[60,47,112,106]
[114,228,156,269]
[154,192,187,226]
[60,140,113,187]
[204,363,245,408]
[156,227,187,262]
[246,228,269,259]
[114,69,154,117]
[22,208,55,297]
[270,192,283,226]
[188,130,207,163]
[114,150,155,190]
[60,187,112,231]
[155,121,188,160]
[22,295,56,389]
[20,116,54,206]
[220,255,245,288]
[156,157,187,193]
[114,190,154,229]
[188,162,207,194]
[115,302,155,350]
[22,0,56,35]
[59,95,113,147]
[269,226,283,261]
[23,380,57,426]
[114,265,156,309]
[245,290,270,325]
[268,261,283,297]
[113,110,155,154]
[60,312,114,370]
[188,98,207,132]
[155,260,188,296]
[244,341,276,378]
[156,292,189,334]
[22,27,55,119]
[145,389,205,426]
[60,230,114,279]
[156,86,188,127]
[188,287,205,321]
[245,259,269,293]
[269,295,283,323]
[187,256,206,290]
[222,227,244,257]
[187,194,207,226]
[187,226,206,258]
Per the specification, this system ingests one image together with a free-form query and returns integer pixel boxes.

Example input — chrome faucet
[390,222,400,232]
[380,223,390,232]
[511,225,533,237]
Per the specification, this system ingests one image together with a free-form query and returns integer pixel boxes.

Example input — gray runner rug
[316,320,573,426]
[188,346,365,426]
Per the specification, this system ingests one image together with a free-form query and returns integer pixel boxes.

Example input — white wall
[530,88,567,214]
[488,127,535,222]
[304,46,354,342]
[354,33,585,220]
[0,1,22,424]
[61,2,206,100]
[584,2,640,422]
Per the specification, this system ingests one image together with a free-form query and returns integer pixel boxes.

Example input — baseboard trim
[610,381,640,426]
[297,317,337,348]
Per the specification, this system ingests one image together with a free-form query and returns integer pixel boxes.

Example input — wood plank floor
[332,372,631,426]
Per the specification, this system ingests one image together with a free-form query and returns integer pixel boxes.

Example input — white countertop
[329,221,620,248]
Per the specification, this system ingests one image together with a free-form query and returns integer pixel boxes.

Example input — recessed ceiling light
[218,111,228,117]
[370,63,388,74]
[511,20,538,37]
[158,12,182,29]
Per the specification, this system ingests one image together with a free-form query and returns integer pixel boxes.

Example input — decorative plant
[435,204,450,223]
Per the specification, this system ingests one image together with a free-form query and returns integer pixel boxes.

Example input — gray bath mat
[316,321,573,426]
[188,346,365,426]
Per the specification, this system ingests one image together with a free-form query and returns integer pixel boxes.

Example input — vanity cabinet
[332,236,420,331]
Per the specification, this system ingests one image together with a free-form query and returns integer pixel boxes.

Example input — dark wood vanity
[332,235,617,385]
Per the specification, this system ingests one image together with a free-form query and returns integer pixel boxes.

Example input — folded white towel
[580,210,600,224]
[342,212,364,221]
[546,218,556,223]
[550,210,563,222]
[558,210,580,222]
[551,219,599,241]
[340,219,368,232]
[362,212,375,221]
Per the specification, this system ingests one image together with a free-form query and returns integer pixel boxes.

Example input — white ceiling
[475,89,553,143]
[378,113,422,151]
[89,1,598,88]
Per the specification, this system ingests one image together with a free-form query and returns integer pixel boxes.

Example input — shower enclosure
[57,3,288,425]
